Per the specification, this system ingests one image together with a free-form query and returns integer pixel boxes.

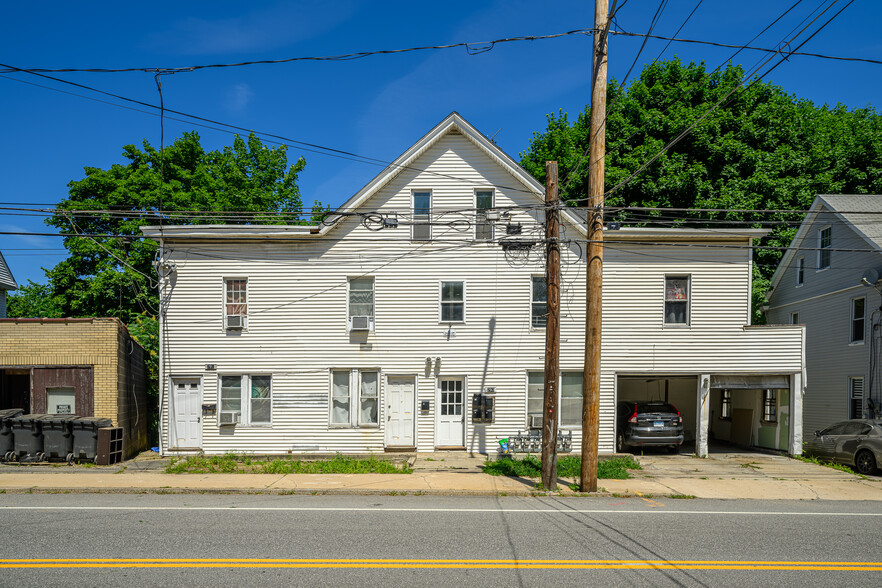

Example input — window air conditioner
[529,414,543,429]
[226,315,244,329]
[350,316,371,331]
[219,411,240,425]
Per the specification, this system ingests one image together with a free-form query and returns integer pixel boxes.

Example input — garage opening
[617,376,698,448]
[708,375,791,453]
[0,369,30,413]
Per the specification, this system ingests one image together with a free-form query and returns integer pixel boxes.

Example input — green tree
[521,59,882,321]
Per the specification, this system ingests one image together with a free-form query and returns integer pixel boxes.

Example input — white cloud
[224,83,255,113]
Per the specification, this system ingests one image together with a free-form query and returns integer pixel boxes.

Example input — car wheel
[855,450,877,475]
[616,432,628,453]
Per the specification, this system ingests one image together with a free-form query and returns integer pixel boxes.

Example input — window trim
[526,370,584,428]
[474,189,495,241]
[850,296,865,344]
[531,275,547,330]
[223,277,248,330]
[817,226,831,271]
[412,190,432,241]
[664,274,691,327]
[217,374,272,427]
[347,276,375,332]
[790,311,799,325]
[329,368,381,428]
[796,256,804,287]
[762,389,777,423]
[438,280,466,324]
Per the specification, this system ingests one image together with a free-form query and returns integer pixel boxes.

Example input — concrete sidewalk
[1,450,881,499]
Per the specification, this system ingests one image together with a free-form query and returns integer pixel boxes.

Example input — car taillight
[628,410,637,423]
[676,411,682,424]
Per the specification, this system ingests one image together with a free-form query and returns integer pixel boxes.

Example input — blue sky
[2,0,880,287]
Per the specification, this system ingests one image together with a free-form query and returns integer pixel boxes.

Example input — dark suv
[616,401,684,453]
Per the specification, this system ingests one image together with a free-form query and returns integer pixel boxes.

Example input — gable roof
[0,251,17,291]
[767,194,882,294]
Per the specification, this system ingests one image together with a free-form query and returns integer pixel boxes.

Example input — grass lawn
[166,453,412,474]
[481,454,641,480]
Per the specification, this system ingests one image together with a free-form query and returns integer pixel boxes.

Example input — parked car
[804,419,882,475]
[616,401,684,453]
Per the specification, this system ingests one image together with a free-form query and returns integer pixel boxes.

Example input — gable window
[818,227,831,270]
[762,389,777,423]
[224,278,247,329]
[475,190,494,241]
[849,377,864,419]
[531,276,547,328]
[790,311,799,325]
[413,191,432,241]
[720,389,731,420]
[664,276,690,326]
[219,374,271,426]
[796,257,804,286]
[348,277,374,331]
[440,281,465,323]
[527,371,584,427]
[330,369,379,427]
[851,297,865,344]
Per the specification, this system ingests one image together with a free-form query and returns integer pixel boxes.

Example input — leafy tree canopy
[521,59,882,320]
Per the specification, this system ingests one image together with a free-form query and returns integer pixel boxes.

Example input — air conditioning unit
[528,414,543,429]
[226,315,245,329]
[219,411,240,425]
[350,316,371,331]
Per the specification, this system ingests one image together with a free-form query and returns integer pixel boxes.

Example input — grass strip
[166,453,412,474]
[480,454,641,480]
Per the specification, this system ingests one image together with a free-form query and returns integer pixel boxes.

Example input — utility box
[0,408,25,460]
[96,427,124,466]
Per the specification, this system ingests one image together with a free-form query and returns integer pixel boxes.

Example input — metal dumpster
[71,417,113,463]
[0,408,25,461]
[42,415,79,463]
[10,414,52,462]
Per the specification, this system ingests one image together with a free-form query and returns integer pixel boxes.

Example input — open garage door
[617,376,698,449]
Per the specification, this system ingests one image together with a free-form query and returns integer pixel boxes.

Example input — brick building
[0,318,149,457]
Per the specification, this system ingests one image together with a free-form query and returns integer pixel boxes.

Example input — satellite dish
[861,268,880,287]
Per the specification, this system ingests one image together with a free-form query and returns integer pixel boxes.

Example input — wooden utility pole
[581,0,609,493]
[542,161,560,491]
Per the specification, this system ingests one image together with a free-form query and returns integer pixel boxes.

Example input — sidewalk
[1,450,881,499]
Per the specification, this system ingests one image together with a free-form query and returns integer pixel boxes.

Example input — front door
[171,377,202,449]
[386,376,415,448]
[437,378,465,448]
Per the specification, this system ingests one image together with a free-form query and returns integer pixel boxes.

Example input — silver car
[804,419,882,475]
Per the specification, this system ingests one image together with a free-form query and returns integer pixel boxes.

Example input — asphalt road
[1,494,880,587]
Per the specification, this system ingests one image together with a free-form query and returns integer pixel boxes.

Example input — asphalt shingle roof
[0,251,17,290]
[818,194,882,251]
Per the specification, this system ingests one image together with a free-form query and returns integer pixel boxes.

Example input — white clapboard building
[144,112,805,457]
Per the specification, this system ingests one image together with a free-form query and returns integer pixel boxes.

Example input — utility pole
[542,161,560,491]
[581,0,609,493]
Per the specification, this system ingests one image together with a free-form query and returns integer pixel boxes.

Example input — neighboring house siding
[0,291,6,318]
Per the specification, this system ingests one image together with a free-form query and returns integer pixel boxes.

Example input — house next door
[171,377,202,449]
[385,376,415,448]
[437,378,465,448]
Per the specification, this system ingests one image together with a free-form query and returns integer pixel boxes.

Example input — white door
[386,376,415,447]
[437,378,465,447]
[171,377,202,449]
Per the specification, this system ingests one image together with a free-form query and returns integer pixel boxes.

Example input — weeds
[794,454,864,477]
[480,455,641,480]
[165,453,412,474]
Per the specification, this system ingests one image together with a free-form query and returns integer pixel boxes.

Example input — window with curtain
[331,370,379,427]
[331,371,351,425]
[219,375,271,426]
[348,277,374,328]
[664,276,690,325]
[224,279,247,328]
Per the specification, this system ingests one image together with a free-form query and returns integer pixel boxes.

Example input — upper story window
[219,374,271,426]
[531,276,547,328]
[851,297,865,344]
[412,191,432,241]
[440,281,465,323]
[818,227,831,270]
[348,277,374,331]
[331,369,379,427]
[225,278,247,330]
[475,190,494,241]
[664,275,690,326]
[796,257,804,286]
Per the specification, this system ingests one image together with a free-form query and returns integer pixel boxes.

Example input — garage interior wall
[616,377,698,443]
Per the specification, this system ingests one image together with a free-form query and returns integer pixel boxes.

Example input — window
[330,369,379,427]
[527,371,584,427]
[851,297,865,343]
[790,312,799,325]
[225,278,247,329]
[412,191,432,241]
[796,257,804,286]
[348,277,374,330]
[850,377,864,419]
[219,375,271,426]
[762,389,777,423]
[818,227,831,270]
[720,389,731,420]
[531,276,547,328]
[440,281,465,322]
[475,190,494,240]
[664,276,690,325]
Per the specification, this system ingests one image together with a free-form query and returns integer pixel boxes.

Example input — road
[0,493,880,587]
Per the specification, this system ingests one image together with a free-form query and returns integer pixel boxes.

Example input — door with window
[171,377,202,449]
[386,376,415,448]
[436,378,465,447]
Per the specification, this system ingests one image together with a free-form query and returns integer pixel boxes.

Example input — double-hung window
[527,371,584,427]
[440,281,465,322]
[413,191,432,241]
[330,369,379,427]
[224,278,247,329]
[849,377,864,419]
[219,374,271,426]
[720,389,732,420]
[818,227,831,270]
[796,257,804,286]
[851,297,865,343]
[531,276,547,328]
[762,389,777,423]
[348,277,374,331]
[475,190,494,241]
[664,275,690,326]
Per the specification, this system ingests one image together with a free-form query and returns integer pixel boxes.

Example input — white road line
[0,506,880,516]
